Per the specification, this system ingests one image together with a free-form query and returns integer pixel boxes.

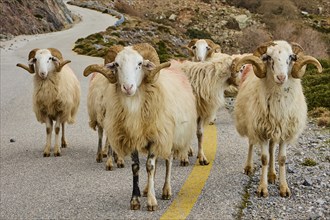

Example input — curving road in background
[0,3,248,219]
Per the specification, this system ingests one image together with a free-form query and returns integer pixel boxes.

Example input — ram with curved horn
[83,43,197,211]
[233,40,322,198]
[16,48,80,157]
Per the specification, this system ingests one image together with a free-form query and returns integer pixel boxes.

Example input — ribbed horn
[104,45,124,64]
[145,62,171,83]
[16,48,39,74]
[234,55,266,78]
[291,55,322,78]
[83,64,117,83]
[48,48,71,72]
[290,42,304,55]
[133,43,160,65]
[253,41,276,57]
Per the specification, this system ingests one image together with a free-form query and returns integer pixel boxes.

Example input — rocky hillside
[0,0,76,39]
[68,0,329,59]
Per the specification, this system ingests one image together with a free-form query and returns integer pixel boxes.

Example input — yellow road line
[160,125,217,220]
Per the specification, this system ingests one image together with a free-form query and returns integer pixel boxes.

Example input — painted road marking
[160,125,217,220]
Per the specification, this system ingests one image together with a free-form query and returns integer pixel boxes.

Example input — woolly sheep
[16,48,80,157]
[83,44,197,211]
[170,54,238,165]
[233,40,322,197]
[186,38,221,62]
[87,43,160,170]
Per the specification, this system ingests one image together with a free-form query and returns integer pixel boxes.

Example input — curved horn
[187,39,198,48]
[204,39,221,53]
[104,45,124,64]
[234,55,266,78]
[16,48,39,74]
[145,62,171,83]
[253,41,275,57]
[16,63,34,73]
[133,43,160,65]
[290,42,304,55]
[83,64,117,83]
[291,55,322,78]
[48,48,71,72]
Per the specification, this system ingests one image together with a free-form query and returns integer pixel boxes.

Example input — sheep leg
[197,118,209,165]
[61,123,67,148]
[130,150,141,210]
[244,142,254,175]
[96,126,103,163]
[257,142,269,197]
[143,158,158,197]
[146,152,158,211]
[105,138,114,171]
[162,155,173,200]
[188,146,193,157]
[102,141,108,158]
[43,117,53,157]
[53,117,61,157]
[278,142,291,197]
[268,139,277,184]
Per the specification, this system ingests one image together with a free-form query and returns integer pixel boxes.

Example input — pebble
[9,138,16,143]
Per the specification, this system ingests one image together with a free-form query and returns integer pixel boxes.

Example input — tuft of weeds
[301,158,318,166]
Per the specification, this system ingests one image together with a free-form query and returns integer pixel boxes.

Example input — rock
[303,178,313,186]
[169,14,177,21]
[10,138,16,143]
[234,14,249,29]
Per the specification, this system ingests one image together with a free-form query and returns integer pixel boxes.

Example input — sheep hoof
[257,185,269,197]
[147,204,158,211]
[244,166,253,175]
[209,118,217,125]
[180,160,189,166]
[96,155,103,163]
[199,159,209,166]
[43,152,50,157]
[117,163,125,168]
[162,193,172,200]
[61,141,67,148]
[102,153,108,158]
[105,165,113,171]
[280,185,291,197]
[268,173,277,184]
[130,196,141,210]
[54,152,61,157]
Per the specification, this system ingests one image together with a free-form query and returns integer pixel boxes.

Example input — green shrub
[302,59,330,111]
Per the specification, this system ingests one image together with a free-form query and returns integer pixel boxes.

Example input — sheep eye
[138,62,142,66]
[192,46,196,50]
[115,62,119,67]
[262,55,271,62]
[290,54,297,62]
[206,46,211,51]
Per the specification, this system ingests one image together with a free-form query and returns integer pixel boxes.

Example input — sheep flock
[16,37,323,211]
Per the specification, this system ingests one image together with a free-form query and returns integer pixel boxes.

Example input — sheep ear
[105,62,118,71]
[143,60,156,71]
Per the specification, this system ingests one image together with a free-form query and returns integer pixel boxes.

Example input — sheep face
[29,49,60,79]
[106,48,155,96]
[192,40,211,62]
[261,41,297,85]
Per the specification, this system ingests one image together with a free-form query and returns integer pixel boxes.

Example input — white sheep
[233,40,322,197]
[83,44,197,211]
[170,54,238,165]
[186,38,222,62]
[16,48,81,157]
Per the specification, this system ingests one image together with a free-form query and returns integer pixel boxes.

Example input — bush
[302,59,330,111]
[186,28,212,40]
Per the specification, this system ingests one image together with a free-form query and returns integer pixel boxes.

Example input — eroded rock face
[0,0,74,37]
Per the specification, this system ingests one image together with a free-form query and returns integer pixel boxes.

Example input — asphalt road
[0,3,248,219]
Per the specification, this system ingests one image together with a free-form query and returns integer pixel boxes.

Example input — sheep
[186,38,222,62]
[169,54,238,165]
[16,48,81,157]
[83,43,197,211]
[232,40,323,197]
[87,43,160,170]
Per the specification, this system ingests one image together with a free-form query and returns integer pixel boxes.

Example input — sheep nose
[123,84,133,92]
[277,75,286,83]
